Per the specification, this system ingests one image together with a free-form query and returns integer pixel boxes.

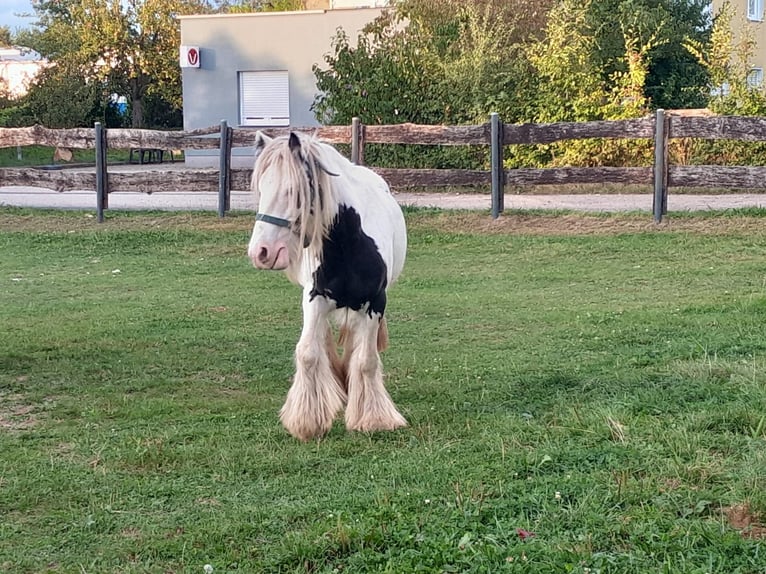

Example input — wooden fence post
[653,108,669,223]
[218,120,232,218]
[491,113,505,219]
[351,117,365,165]
[95,122,108,223]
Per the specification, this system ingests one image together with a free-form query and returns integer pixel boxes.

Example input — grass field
[2,208,766,573]
[0,146,136,168]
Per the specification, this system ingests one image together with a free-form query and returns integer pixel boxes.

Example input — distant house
[0,47,47,99]
[711,0,766,89]
[179,6,386,168]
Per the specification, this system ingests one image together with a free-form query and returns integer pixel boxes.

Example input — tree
[0,26,13,47]
[26,0,211,128]
[584,0,711,109]
[312,0,557,167]
[523,0,658,167]
[218,0,305,11]
[23,61,105,128]
[312,0,553,168]
[314,0,552,126]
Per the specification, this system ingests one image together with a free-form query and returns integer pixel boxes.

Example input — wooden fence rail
[1,111,766,222]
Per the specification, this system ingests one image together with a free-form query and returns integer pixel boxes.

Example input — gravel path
[2,186,766,212]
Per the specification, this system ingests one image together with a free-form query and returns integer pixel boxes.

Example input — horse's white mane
[253,133,340,261]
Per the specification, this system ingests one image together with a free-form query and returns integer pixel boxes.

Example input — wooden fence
[1,110,766,222]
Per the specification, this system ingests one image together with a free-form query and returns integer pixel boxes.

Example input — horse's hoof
[346,411,408,433]
[281,418,331,442]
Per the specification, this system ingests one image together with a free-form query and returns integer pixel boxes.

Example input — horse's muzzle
[249,241,289,270]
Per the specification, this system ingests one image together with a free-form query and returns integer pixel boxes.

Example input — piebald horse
[247,131,407,441]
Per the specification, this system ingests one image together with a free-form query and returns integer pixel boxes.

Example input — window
[748,0,763,21]
[239,71,289,127]
[748,68,764,89]
[711,82,731,97]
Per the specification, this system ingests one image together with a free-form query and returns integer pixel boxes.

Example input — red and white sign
[180,46,200,68]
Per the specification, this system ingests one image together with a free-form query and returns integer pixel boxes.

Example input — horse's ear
[253,131,272,162]
[288,132,302,155]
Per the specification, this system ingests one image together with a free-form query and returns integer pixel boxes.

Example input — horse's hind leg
[344,311,407,433]
[280,292,346,441]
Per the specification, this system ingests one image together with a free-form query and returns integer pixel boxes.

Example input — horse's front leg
[344,311,407,433]
[280,291,346,441]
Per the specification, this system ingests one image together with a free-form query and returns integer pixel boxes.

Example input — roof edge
[179,8,385,20]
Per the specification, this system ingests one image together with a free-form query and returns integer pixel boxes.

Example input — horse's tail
[328,316,387,394]
[377,316,389,352]
[337,314,387,352]
[328,327,348,394]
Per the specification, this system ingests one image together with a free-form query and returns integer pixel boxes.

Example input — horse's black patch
[310,204,387,316]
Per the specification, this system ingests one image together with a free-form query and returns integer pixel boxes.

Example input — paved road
[2,186,766,212]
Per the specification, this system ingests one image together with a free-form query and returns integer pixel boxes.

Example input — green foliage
[0,145,130,166]
[314,0,546,127]
[22,62,105,128]
[212,0,305,11]
[140,92,183,129]
[21,1,83,61]
[24,0,210,128]
[314,0,543,168]
[513,0,657,168]
[585,0,710,110]
[0,26,13,47]
[315,0,711,170]
[0,103,35,128]
[3,210,766,571]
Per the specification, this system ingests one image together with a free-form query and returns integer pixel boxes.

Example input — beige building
[712,0,766,88]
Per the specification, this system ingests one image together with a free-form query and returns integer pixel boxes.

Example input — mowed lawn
[2,208,766,573]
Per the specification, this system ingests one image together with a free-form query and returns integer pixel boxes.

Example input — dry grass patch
[0,392,39,432]
[0,211,252,234]
[3,208,766,238]
[407,211,766,236]
[724,504,766,540]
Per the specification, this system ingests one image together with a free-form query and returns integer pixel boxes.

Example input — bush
[23,63,104,128]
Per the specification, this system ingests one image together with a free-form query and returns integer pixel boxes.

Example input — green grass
[0,146,133,167]
[2,208,766,573]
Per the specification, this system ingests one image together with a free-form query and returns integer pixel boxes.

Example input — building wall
[307,0,389,7]
[331,0,388,7]
[711,0,766,85]
[0,48,46,98]
[180,8,382,167]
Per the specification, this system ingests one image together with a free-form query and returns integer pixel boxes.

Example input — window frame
[748,0,763,21]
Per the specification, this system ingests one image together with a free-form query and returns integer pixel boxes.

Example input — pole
[490,113,504,219]
[95,122,107,223]
[351,117,361,165]
[653,108,668,223]
[218,120,231,218]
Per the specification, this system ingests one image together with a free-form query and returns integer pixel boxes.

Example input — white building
[0,47,47,99]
